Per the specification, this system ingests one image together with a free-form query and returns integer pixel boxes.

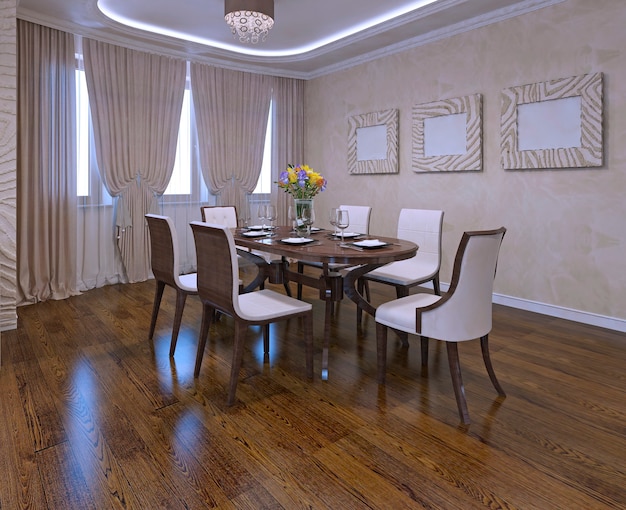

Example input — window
[164,87,192,195]
[76,69,89,197]
[75,65,112,206]
[253,100,273,194]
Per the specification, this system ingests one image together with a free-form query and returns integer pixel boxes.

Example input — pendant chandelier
[224,0,275,44]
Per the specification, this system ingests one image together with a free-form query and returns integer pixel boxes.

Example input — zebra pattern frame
[348,109,399,175]
[500,72,603,170]
[412,94,483,173]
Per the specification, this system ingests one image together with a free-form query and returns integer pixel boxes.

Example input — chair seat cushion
[251,249,282,262]
[238,289,312,321]
[366,256,438,286]
[376,292,440,333]
[178,273,198,292]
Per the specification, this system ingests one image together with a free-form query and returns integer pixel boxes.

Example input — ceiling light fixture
[224,0,274,44]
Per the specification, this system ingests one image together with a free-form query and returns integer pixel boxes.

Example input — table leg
[342,263,386,317]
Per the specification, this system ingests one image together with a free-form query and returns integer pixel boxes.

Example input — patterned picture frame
[412,94,482,173]
[348,109,399,175]
[500,72,603,169]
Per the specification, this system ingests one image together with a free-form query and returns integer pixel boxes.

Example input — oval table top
[233,226,418,265]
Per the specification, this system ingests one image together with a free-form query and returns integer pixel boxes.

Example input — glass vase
[294,198,314,238]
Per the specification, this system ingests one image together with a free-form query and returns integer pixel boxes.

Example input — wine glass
[336,209,350,243]
[329,207,339,236]
[265,204,277,233]
[257,204,267,230]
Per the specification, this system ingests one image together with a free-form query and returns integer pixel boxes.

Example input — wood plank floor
[1,277,624,509]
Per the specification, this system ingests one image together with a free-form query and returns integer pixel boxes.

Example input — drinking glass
[257,204,267,230]
[329,207,339,235]
[265,204,277,233]
[336,209,350,243]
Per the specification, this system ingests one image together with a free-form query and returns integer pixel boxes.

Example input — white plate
[353,239,389,249]
[332,232,361,238]
[248,225,274,230]
[310,227,323,232]
[242,231,269,237]
[281,237,315,244]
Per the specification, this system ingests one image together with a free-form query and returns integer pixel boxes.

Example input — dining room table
[232,225,418,379]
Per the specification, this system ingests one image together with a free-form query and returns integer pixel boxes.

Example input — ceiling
[17,0,563,79]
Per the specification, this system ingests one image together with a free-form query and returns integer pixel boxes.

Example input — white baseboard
[437,283,626,333]
[492,293,626,333]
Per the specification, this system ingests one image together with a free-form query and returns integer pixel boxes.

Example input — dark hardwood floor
[1,275,624,509]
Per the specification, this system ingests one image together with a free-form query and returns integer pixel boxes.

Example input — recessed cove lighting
[96,0,438,57]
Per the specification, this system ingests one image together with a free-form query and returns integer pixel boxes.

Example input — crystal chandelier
[224,0,275,44]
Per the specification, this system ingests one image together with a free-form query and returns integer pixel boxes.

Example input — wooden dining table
[233,226,418,379]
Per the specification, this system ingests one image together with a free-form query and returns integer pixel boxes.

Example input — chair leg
[263,324,270,356]
[227,322,247,406]
[420,336,429,366]
[433,274,441,296]
[480,335,506,397]
[283,281,292,297]
[395,286,410,346]
[296,261,305,300]
[446,342,471,425]
[194,305,214,377]
[169,291,188,357]
[376,322,388,384]
[356,278,364,324]
[148,280,166,339]
[303,313,314,380]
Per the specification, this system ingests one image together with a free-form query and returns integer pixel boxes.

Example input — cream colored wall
[305,0,626,325]
[0,0,17,342]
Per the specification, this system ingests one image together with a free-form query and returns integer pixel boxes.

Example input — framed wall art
[348,109,399,175]
[412,94,482,173]
[500,72,603,169]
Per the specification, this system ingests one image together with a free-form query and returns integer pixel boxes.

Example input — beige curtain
[16,21,78,304]
[82,39,186,282]
[191,63,272,214]
[271,77,305,223]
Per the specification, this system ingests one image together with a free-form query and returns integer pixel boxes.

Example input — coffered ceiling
[17,0,564,79]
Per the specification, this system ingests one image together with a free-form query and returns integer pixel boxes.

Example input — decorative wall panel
[348,109,398,175]
[0,1,17,336]
[412,94,482,172]
[501,72,603,169]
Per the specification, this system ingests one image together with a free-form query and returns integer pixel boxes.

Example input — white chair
[145,214,198,357]
[190,221,314,405]
[364,208,444,297]
[200,205,238,228]
[201,205,275,294]
[201,205,292,296]
[375,227,507,424]
[296,204,372,300]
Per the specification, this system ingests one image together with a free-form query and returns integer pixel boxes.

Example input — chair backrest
[200,206,238,228]
[190,221,241,318]
[418,227,506,342]
[339,205,372,235]
[145,214,185,288]
[397,208,444,265]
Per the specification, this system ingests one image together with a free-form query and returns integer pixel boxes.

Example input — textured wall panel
[348,109,398,175]
[412,94,482,173]
[0,0,17,334]
[501,73,603,169]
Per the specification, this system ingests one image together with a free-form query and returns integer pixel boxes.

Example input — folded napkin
[356,239,382,247]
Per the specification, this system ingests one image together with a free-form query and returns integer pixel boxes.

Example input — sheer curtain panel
[191,64,272,214]
[83,39,186,282]
[17,21,78,304]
